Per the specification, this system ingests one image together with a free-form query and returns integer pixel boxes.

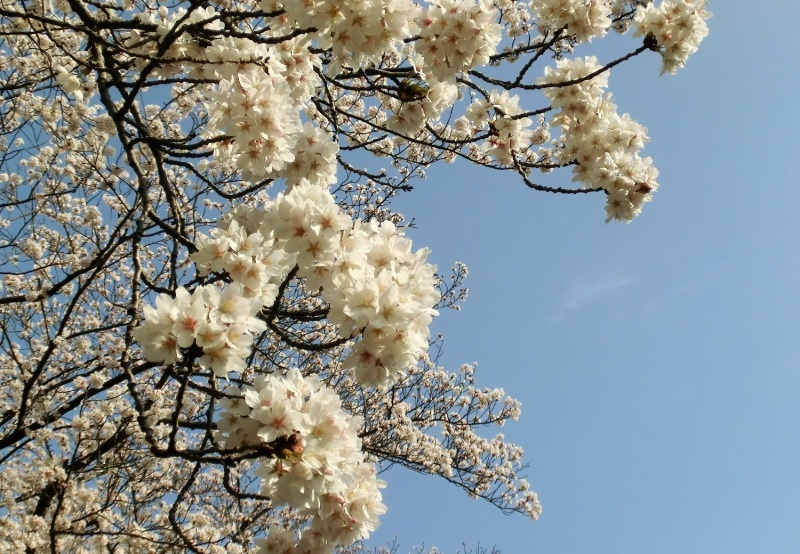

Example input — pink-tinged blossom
[132,291,183,363]
[172,287,209,348]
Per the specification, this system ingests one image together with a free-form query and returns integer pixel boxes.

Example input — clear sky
[367,1,800,552]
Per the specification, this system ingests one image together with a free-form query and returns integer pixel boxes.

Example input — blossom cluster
[416,0,502,83]
[205,69,303,181]
[539,56,659,222]
[633,0,711,74]
[136,181,439,387]
[218,369,386,554]
[124,7,329,182]
[385,80,459,136]
[126,2,703,224]
[132,284,267,376]
[198,0,506,166]
[121,7,223,78]
[493,0,534,38]
[531,0,613,43]
[465,90,534,165]
[266,0,420,77]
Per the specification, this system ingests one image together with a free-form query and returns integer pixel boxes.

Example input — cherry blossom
[0,0,709,551]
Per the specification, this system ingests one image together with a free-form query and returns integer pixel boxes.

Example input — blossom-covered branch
[0,0,710,551]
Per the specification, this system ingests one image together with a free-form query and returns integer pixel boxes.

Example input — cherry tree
[0,0,709,552]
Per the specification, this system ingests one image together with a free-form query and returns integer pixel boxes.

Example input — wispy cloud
[550,263,727,324]
[558,274,636,313]
[672,267,721,300]
[638,262,729,316]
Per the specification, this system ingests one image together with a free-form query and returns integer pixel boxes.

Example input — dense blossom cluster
[416,0,502,83]
[531,0,613,43]
[136,181,439,387]
[539,56,659,222]
[218,369,385,553]
[207,69,303,180]
[133,285,266,375]
[276,0,419,75]
[634,0,711,74]
[0,0,710,551]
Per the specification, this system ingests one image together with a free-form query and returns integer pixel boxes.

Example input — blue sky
[367,2,800,552]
